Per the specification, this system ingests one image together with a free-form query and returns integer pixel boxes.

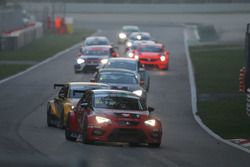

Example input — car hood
[79,55,109,59]
[94,108,149,120]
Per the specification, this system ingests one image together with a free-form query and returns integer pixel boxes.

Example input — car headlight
[77,58,85,64]
[136,35,142,40]
[160,56,166,62]
[144,119,156,126]
[119,33,127,39]
[133,90,143,96]
[96,116,111,124]
[134,55,139,60]
[101,58,108,64]
[128,52,134,58]
[126,41,132,47]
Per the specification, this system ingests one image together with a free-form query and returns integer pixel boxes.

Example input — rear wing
[53,84,65,89]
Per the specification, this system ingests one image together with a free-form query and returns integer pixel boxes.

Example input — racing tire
[47,105,53,127]
[65,113,77,141]
[82,118,93,144]
[148,143,161,148]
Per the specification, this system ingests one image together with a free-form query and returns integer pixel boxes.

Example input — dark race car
[83,36,111,46]
[47,82,109,128]
[65,89,162,147]
[74,45,118,72]
[98,57,150,91]
[126,32,152,49]
[91,68,147,103]
[117,25,140,44]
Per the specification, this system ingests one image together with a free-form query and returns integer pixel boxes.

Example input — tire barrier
[246,88,250,117]
[239,67,246,93]
[0,22,43,51]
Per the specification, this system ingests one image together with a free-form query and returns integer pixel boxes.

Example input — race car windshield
[138,46,163,53]
[99,72,138,84]
[82,49,110,56]
[130,35,150,41]
[85,40,109,46]
[69,85,109,98]
[94,94,144,111]
[105,61,137,71]
[123,27,139,33]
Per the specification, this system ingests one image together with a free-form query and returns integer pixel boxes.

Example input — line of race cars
[47,25,170,147]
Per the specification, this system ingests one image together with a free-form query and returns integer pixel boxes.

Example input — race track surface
[0,13,250,167]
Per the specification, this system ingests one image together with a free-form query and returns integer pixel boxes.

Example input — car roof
[68,82,109,86]
[99,68,137,74]
[83,45,111,50]
[92,89,139,97]
[138,42,163,47]
[123,25,139,29]
[130,32,150,36]
[85,36,109,40]
[108,57,137,62]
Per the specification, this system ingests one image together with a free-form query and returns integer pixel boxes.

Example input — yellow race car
[47,82,109,128]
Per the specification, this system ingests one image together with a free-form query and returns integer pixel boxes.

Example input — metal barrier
[0,22,43,51]
[246,89,250,117]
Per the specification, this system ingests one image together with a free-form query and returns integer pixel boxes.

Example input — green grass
[0,29,93,61]
[197,98,250,139]
[0,64,31,80]
[190,45,244,93]
[0,29,93,80]
[190,44,250,139]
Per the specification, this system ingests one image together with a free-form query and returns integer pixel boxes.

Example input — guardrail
[0,22,43,51]
[246,89,250,117]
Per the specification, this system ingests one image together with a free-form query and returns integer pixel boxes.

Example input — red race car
[131,43,169,70]
[65,89,162,147]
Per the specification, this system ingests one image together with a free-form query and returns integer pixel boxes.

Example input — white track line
[183,28,250,154]
[0,31,104,85]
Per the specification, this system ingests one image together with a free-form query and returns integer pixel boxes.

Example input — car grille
[86,58,100,64]
[118,121,140,127]
[114,113,141,119]
[108,129,146,143]
[140,58,158,62]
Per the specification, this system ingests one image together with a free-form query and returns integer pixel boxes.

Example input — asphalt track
[0,13,250,167]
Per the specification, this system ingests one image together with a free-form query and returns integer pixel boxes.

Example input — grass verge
[190,44,250,139]
[0,29,93,80]
[0,64,31,80]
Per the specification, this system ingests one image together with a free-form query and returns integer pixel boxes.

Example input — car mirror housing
[81,102,88,108]
[148,106,155,113]
[139,67,145,71]
[90,78,96,82]
[58,92,65,99]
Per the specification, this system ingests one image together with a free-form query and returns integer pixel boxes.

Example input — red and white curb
[229,139,250,149]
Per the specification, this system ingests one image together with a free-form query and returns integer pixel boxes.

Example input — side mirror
[139,67,145,72]
[112,52,117,57]
[58,92,65,99]
[140,80,145,86]
[165,51,170,56]
[81,102,88,108]
[90,78,96,82]
[148,106,154,113]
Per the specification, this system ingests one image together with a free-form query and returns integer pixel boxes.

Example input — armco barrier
[246,89,250,117]
[0,22,43,51]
